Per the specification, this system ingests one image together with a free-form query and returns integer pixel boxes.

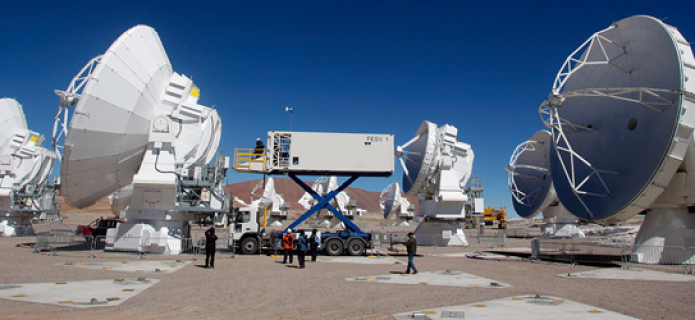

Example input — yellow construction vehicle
[483,206,507,229]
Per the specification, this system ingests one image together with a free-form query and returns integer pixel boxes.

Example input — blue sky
[1,1,693,218]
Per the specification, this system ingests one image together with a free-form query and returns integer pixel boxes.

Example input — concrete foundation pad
[393,294,637,319]
[0,278,159,308]
[347,270,511,288]
[431,252,523,261]
[560,268,695,282]
[321,256,403,265]
[59,260,190,274]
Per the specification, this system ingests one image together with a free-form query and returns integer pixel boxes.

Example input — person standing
[297,230,308,269]
[254,138,264,158]
[405,232,418,274]
[309,229,320,262]
[282,229,295,264]
[205,227,218,269]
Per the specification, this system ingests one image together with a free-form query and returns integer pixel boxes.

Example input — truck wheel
[346,239,366,256]
[240,237,259,254]
[324,238,344,256]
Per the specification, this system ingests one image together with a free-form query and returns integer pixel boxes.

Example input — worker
[309,229,320,262]
[204,227,218,269]
[404,232,418,274]
[254,138,264,158]
[282,229,295,264]
[297,230,308,269]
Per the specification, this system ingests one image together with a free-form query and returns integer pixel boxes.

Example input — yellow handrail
[233,148,266,172]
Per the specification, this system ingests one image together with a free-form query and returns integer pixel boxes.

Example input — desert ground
[0,211,693,320]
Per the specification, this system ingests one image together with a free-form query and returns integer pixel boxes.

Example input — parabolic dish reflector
[547,15,695,221]
[0,98,29,152]
[401,121,438,196]
[381,182,400,219]
[61,25,173,208]
[509,131,552,218]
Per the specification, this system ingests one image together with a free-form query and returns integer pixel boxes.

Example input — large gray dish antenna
[60,25,172,208]
[541,15,695,222]
[507,131,553,218]
[398,121,438,196]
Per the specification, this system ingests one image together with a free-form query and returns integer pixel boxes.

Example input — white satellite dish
[53,25,228,254]
[297,176,355,228]
[379,182,414,227]
[507,131,584,238]
[396,120,474,246]
[0,98,58,236]
[54,25,171,208]
[237,177,288,231]
[322,176,356,228]
[540,15,695,262]
[298,176,326,210]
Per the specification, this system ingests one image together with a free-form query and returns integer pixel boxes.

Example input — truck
[230,174,373,256]
[483,206,507,228]
[76,217,123,237]
[231,131,394,256]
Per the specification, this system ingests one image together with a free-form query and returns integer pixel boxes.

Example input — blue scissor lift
[284,173,372,256]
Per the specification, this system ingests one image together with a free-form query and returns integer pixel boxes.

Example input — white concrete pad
[347,270,511,288]
[59,260,190,274]
[321,256,403,265]
[560,268,695,282]
[393,294,637,319]
[0,278,159,308]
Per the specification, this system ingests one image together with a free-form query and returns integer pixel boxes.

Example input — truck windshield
[236,212,250,223]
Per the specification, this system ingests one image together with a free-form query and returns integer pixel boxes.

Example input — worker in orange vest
[282,229,295,264]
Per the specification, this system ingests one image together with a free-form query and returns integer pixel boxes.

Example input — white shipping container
[266,131,394,176]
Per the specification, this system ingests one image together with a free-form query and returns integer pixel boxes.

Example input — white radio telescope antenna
[396,120,474,246]
[1,98,59,236]
[53,25,228,254]
[507,131,584,238]
[541,15,695,262]
[379,182,414,227]
[298,176,326,210]
[298,176,356,229]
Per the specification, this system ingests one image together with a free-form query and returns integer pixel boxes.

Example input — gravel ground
[0,224,693,320]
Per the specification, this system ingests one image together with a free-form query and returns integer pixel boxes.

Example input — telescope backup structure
[0,98,59,236]
[53,25,229,254]
[540,15,695,262]
[507,131,584,237]
[396,121,474,246]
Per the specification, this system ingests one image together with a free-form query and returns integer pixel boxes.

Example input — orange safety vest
[283,233,294,249]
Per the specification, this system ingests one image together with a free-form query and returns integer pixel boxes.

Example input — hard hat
[287,228,293,233]
[256,138,261,141]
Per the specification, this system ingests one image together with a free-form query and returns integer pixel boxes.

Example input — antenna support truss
[52,55,102,158]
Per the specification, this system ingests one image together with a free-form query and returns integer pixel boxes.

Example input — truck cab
[77,217,122,237]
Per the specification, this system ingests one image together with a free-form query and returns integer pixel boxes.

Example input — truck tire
[346,238,366,256]
[240,237,259,254]
[324,238,344,256]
